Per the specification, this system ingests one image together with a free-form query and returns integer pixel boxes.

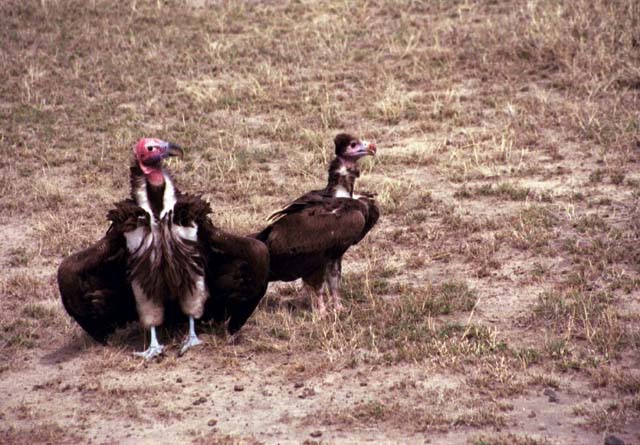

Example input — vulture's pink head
[334,133,377,160]
[134,138,183,184]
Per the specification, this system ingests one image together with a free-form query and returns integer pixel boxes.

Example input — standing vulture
[58,138,269,359]
[254,133,379,314]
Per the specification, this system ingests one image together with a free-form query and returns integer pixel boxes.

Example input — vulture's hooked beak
[365,141,377,156]
[166,142,184,159]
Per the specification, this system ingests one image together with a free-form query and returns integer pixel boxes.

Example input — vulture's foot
[134,344,165,360]
[179,316,203,356]
[311,294,327,317]
[330,290,345,313]
[134,326,164,360]
[179,335,202,356]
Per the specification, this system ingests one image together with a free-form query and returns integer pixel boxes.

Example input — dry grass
[1,0,639,442]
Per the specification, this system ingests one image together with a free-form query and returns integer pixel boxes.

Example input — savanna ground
[1,0,639,443]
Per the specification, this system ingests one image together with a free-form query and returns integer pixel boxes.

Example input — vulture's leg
[304,282,326,315]
[326,258,344,312]
[132,281,165,359]
[179,316,203,356]
[179,277,206,356]
[134,326,165,360]
[303,268,327,316]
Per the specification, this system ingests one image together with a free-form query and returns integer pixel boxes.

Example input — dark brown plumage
[58,138,269,357]
[58,229,137,344]
[254,133,379,314]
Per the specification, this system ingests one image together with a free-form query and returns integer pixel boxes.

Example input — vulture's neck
[130,162,177,220]
[325,156,360,198]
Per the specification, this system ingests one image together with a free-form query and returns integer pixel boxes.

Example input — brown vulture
[58,138,269,359]
[254,133,379,314]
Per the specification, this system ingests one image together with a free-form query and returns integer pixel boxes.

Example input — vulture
[58,138,269,359]
[254,133,379,314]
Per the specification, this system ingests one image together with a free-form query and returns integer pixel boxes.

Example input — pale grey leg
[134,326,165,360]
[304,281,327,316]
[326,259,344,312]
[179,316,203,356]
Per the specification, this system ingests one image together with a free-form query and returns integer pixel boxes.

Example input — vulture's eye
[349,142,357,148]
[147,146,154,152]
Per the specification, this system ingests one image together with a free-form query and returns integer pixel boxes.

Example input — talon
[134,344,165,360]
[179,316,203,356]
[179,335,203,356]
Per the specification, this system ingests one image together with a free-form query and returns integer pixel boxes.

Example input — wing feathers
[264,198,368,256]
[200,222,270,331]
[57,234,137,343]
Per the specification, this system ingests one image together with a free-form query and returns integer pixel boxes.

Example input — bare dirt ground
[1,1,639,444]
